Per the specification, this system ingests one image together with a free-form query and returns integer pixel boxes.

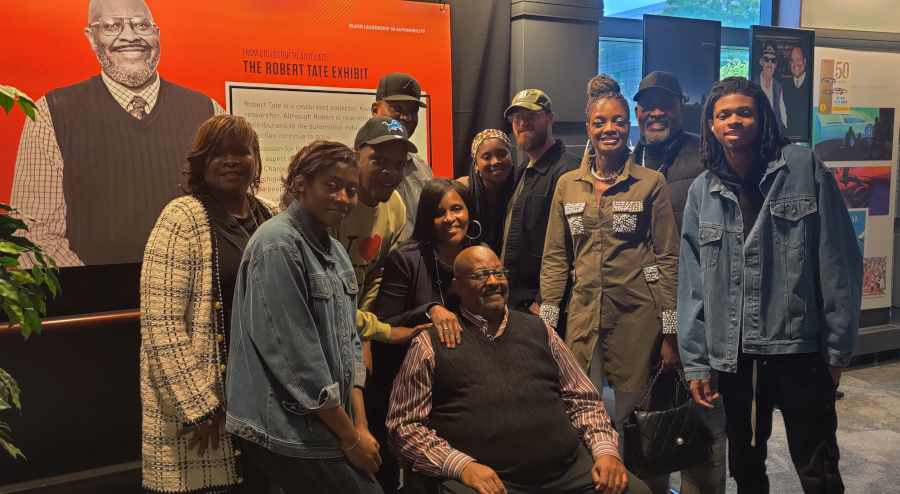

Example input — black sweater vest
[427,310,581,485]
[45,75,214,265]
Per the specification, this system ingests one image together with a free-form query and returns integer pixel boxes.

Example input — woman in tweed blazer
[140,115,279,493]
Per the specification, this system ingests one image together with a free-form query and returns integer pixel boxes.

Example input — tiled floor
[659,360,900,494]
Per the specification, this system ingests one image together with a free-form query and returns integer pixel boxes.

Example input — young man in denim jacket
[678,77,862,493]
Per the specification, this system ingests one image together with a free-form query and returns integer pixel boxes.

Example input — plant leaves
[16,291,32,310]
[0,438,25,460]
[17,98,35,121]
[0,242,27,256]
[23,309,41,336]
[31,265,43,288]
[6,235,37,250]
[26,290,46,317]
[0,279,19,302]
[0,94,12,115]
[18,321,31,340]
[8,86,34,105]
[1,300,27,339]
[0,214,27,232]
[9,269,34,284]
[0,368,21,411]
[45,268,59,297]
[0,257,18,268]
[2,300,21,326]
[0,225,17,238]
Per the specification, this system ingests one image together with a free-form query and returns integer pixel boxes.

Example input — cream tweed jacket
[140,195,278,493]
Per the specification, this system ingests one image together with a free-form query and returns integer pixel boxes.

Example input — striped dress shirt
[385,306,620,481]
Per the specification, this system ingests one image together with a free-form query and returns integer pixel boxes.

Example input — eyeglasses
[508,110,544,124]
[458,268,509,284]
[89,17,158,36]
[761,55,777,63]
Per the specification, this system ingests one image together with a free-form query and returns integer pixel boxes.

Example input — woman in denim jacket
[226,141,384,494]
[678,77,862,493]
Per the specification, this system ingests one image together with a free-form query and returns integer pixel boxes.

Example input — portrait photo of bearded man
[10,0,224,267]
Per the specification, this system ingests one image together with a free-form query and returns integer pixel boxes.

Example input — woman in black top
[458,130,514,255]
[367,178,479,491]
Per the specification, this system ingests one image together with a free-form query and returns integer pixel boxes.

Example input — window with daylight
[720,46,750,79]
[604,0,762,29]
[598,38,643,122]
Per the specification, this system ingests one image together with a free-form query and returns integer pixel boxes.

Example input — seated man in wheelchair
[385,246,650,494]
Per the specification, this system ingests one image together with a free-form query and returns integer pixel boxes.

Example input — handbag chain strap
[637,368,690,411]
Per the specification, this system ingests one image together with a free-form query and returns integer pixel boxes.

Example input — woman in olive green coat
[539,75,680,468]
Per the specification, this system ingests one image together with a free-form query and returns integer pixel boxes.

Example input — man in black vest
[632,71,726,494]
[386,246,650,494]
[501,90,580,327]
[10,0,221,267]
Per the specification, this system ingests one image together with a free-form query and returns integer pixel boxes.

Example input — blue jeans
[238,438,384,494]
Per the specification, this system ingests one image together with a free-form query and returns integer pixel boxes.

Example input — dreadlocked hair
[585,74,630,122]
[467,141,515,253]
[700,77,791,171]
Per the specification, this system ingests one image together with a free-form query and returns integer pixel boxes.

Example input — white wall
[801,0,900,33]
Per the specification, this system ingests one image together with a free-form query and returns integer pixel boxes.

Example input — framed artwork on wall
[750,25,816,143]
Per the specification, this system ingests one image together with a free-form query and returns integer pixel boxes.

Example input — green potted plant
[0,86,60,459]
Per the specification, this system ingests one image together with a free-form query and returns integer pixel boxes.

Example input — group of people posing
[140,71,863,494]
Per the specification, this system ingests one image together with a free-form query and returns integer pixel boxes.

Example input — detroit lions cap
[376,73,428,108]
[354,116,418,152]
[504,89,553,118]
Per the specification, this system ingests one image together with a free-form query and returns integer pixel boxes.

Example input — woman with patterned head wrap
[458,129,515,255]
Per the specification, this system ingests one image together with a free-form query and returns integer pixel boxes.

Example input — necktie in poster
[0,0,452,267]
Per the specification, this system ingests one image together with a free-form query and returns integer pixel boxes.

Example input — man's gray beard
[517,129,548,152]
[644,127,671,145]
[480,303,506,321]
[96,46,160,88]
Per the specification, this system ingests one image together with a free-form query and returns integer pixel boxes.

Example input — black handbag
[622,368,715,479]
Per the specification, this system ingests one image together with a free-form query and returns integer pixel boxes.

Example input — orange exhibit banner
[0,0,452,267]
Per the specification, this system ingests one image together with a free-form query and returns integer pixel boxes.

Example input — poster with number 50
[819,59,851,114]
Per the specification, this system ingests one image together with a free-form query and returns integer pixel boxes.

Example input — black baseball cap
[376,73,427,108]
[633,71,685,102]
[354,116,418,152]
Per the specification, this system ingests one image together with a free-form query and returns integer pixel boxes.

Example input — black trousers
[407,446,651,494]
[238,438,384,494]
[234,447,275,493]
[718,351,843,494]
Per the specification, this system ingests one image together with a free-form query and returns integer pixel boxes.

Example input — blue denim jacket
[225,200,364,458]
[678,145,863,382]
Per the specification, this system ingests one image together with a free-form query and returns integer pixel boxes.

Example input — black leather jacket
[503,140,580,309]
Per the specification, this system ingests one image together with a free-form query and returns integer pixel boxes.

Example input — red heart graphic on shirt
[358,235,382,263]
